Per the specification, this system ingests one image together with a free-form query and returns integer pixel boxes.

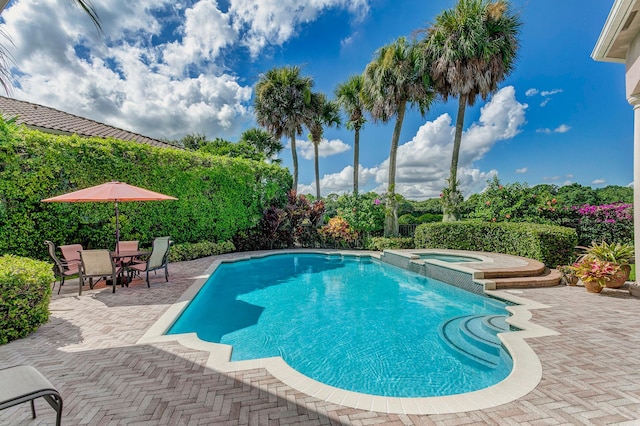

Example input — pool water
[418,253,481,263]
[167,253,513,397]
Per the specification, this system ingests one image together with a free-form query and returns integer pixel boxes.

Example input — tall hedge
[0,120,291,260]
[0,255,54,344]
[414,221,578,267]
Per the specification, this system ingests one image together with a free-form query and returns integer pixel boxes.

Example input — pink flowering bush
[574,203,633,246]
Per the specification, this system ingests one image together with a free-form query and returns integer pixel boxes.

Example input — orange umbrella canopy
[41,181,178,203]
[42,181,177,252]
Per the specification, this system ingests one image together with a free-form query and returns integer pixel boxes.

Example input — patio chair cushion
[126,236,172,287]
[0,365,63,426]
[115,240,140,266]
[58,244,83,267]
[78,249,118,295]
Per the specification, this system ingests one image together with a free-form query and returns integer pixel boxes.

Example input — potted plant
[570,258,621,293]
[581,241,634,288]
[557,264,578,286]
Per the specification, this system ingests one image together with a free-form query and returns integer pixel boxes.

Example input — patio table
[109,250,151,286]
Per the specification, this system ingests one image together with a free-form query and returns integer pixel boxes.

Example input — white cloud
[627,181,634,188]
[229,0,369,57]
[2,0,370,141]
[301,86,527,199]
[536,124,571,134]
[515,167,528,174]
[298,165,378,196]
[526,88,562,107]
[540,89,562,97]
[297,138,351,160]
[162,1,237,76]
[592,178,607,185]
[543,176,561,181]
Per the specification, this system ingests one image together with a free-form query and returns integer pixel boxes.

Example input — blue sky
[0,0,630,200]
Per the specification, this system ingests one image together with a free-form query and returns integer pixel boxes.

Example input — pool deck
[1,250,640,425]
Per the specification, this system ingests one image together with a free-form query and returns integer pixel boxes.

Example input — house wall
[627,33,640,268]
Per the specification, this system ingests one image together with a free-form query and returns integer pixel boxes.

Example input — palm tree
[422,0,521,221]
[362,37,434,237]
[306,92,341,200]
[0,0,102,93]
[239,127,284,164]
[254,66,314,190]
[335,75,366,195]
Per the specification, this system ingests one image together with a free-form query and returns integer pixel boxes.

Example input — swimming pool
[167,253,513,397]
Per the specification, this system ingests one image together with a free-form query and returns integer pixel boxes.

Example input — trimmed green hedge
[0,120,291,260]
[0,255,54,344]
[365,237,414,251]
[414,221,577,267]
[168,240,236,262]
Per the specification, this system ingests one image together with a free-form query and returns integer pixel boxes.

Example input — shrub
[398,214,416,225]
[414,221,577,267]
[254,191,325,250]
[469,177,556,223]
[398,213,442,225]
[168,240,235,262]
[0,255,54,344]
[329,193,385,236]
[364,237,414,251]
[319,217,359,248]
[573,203,633,245]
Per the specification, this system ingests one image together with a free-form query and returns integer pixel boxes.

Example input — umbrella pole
[115,201,120,255]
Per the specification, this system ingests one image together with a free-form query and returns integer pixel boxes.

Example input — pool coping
[138,249,559,415]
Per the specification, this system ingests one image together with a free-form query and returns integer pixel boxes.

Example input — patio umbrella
[42,181,178,254]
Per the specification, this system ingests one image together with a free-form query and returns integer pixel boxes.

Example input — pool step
[481,259,547,279]
[439,314,509,368]
[490,267,562,289]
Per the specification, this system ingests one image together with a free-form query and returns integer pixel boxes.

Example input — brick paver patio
[1,252,639,425]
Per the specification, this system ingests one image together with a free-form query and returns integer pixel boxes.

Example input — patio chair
[44,241,79,294]
[78,249,119,295]
[58,243,83,266]
[0,365,63,426]
[115,240,140,266]
[126,236,172,287]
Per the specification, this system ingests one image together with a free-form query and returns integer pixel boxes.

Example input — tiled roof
[0,96,179,149]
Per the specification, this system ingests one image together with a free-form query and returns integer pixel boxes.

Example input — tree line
[175,0,522,239]
[253,0,521,237]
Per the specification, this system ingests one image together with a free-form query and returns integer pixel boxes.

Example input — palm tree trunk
[314,141,321,199]
[290,131,299,191]
[385,103,405,237]
[353,127,360,195]
[444,95,467,221]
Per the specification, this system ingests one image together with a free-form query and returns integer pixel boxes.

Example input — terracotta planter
[605,264,631,289]
[583,280,604,293]
[566,275,578,286]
